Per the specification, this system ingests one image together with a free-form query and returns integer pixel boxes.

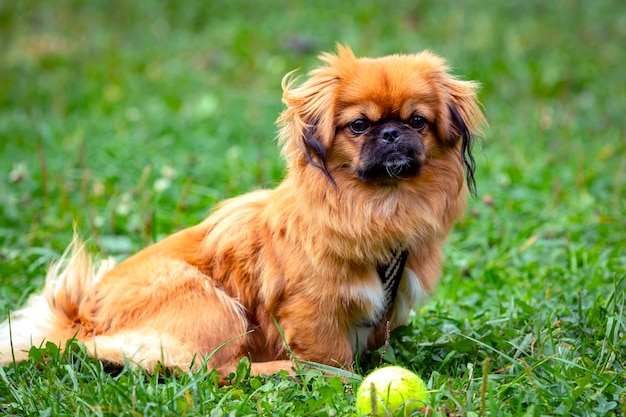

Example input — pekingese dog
[0,45,484,382]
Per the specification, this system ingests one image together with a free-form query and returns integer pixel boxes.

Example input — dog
[0,45,484,383]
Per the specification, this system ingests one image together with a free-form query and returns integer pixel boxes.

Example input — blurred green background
[1,1,623,248]
[0,1,624,415]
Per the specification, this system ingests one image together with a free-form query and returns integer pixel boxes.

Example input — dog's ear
[277,46,355,184]
[435,74,486,196]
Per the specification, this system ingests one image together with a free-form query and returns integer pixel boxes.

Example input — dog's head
[278,45,485,195]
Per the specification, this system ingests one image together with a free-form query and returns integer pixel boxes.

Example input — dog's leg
[80,331,203,370]
[75,258,253,374]
[272,301,355,373]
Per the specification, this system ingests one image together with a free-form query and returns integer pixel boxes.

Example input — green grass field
[1,0,624,415]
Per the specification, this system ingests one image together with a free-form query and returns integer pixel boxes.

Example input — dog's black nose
[380,127,401,144]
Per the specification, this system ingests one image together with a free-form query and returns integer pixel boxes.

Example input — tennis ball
[356,366,428,416]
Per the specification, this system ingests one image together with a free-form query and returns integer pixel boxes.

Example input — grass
[1,0,625,415]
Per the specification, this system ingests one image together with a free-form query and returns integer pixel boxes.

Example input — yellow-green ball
[356,366,428,416]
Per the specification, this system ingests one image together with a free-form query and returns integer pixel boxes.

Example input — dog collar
[377,248,409,314]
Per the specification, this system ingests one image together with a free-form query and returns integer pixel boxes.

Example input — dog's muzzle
[357,122,425,183]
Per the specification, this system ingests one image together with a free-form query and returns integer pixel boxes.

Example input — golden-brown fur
[0,45,485,383]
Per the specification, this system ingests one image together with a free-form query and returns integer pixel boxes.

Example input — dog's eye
[349,119,371,134]
[409,115,427,131]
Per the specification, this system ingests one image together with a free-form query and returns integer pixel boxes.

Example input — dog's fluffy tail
[0,236,115,365]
